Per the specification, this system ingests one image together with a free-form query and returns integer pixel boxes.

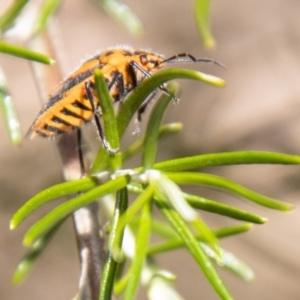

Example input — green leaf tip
[10,221,16,230]
[22,176,129,247]
[22,236,33,248]
[166,172,293,211]
[11,177,98,229]
[195,71,226,87]
[0,41,54,65]
[111,249,125,263]
[0,68,22,146]
[99,0,144,36]
[194,0,216,49]
[281,203,293,211]
[12,261,27,285]
[204,38,216,49]
[154,151,300,172]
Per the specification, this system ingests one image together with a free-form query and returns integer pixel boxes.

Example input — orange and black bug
[30,47,223,166]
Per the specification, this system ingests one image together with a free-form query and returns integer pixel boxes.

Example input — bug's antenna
[161,53,227,70]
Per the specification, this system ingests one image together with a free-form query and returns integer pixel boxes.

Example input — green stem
[123,201,152,300]
[142,83,178,170]
[99,188,128,300]
[155,198,233,299]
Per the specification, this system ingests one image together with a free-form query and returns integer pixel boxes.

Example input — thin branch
[28,20,104,300]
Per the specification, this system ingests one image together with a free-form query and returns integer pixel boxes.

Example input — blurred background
[1,0,300,299]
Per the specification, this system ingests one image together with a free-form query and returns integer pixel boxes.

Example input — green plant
[1,1,299,300]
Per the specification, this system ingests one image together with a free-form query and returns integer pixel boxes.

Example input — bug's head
[137,51,165,71]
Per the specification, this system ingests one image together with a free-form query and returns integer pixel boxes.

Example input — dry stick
[28,22,104,300]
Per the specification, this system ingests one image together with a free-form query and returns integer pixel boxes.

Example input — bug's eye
[140,54,148,65]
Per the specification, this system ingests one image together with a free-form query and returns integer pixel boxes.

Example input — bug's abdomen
[31,87,95,137]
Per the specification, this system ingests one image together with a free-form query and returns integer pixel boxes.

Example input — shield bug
[29,47,223,155]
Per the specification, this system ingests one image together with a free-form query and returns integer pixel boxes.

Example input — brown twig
[28,20,104,300]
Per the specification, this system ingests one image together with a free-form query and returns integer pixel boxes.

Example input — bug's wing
[30,79,96,138]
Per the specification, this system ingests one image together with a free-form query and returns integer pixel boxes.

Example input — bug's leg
[158,84,180,103]
[84,81,118,154]
[128,61,139,88]
[128,61,157,132]
[109,70,134,118]
[135,84,179,127]
[128,61,179,134]
[76,128,85,176]
[128,61,163,134]
[132,90,158,135]
[108,71,126,102]
[108,71,130,117]
[128,61,145,134]
[129,60,179,102]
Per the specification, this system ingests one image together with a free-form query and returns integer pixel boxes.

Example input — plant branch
[28,22,104,300]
